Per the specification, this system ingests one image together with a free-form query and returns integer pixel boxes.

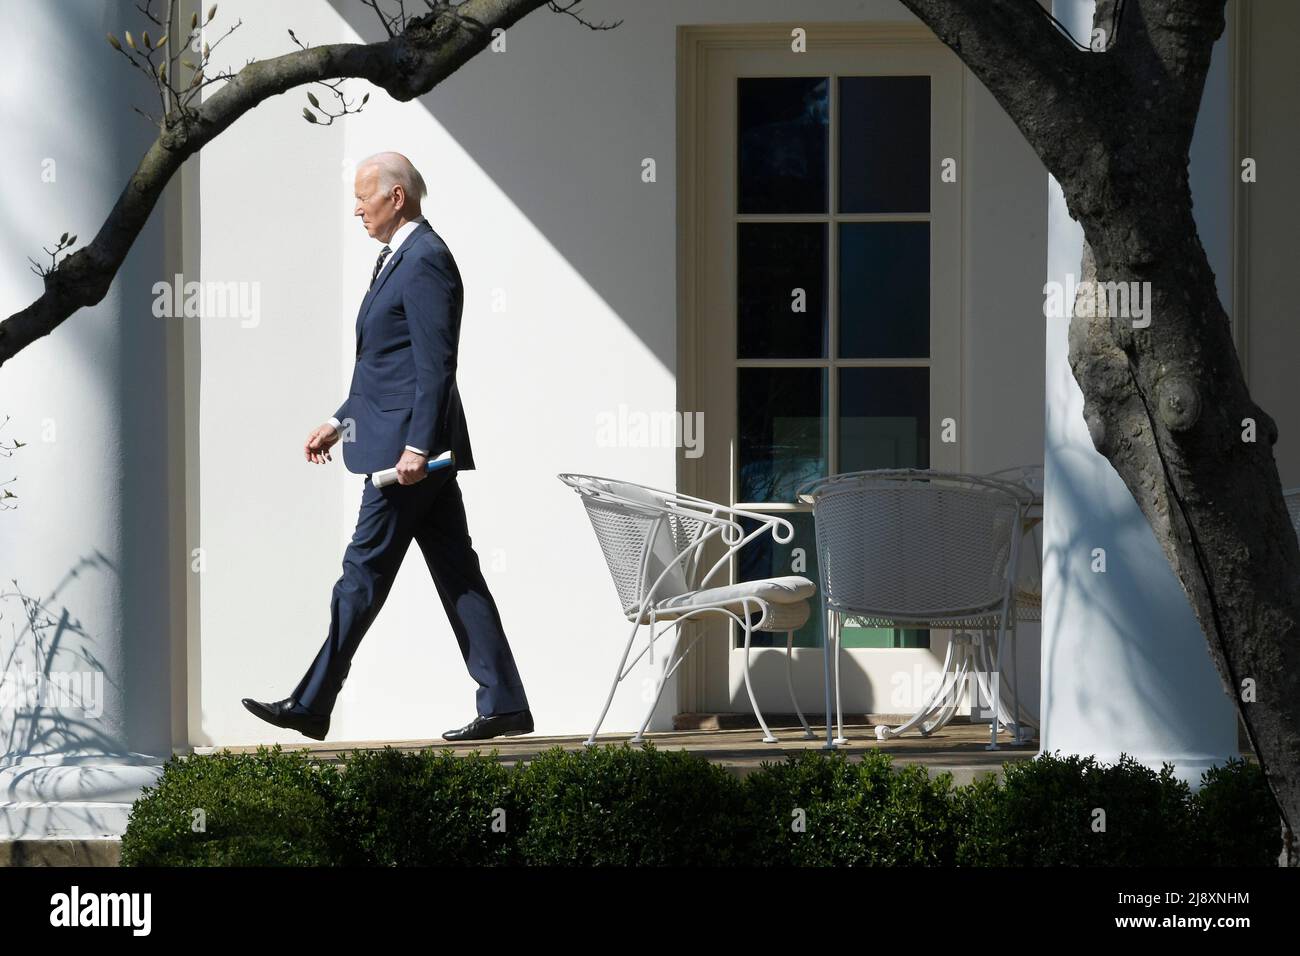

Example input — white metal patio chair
[796,470,1024,750]
[986,464,1043,620]
[984,464,1044,743]
[559,474,819,746]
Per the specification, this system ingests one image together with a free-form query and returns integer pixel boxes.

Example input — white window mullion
[827,72,839,480]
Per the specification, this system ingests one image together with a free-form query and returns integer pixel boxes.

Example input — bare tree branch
[546,0,622,30]
[362,0,397,37]
[0,416,21,511]
[26,234,77,278]
[1,0,577,366]
[135,0,166,28]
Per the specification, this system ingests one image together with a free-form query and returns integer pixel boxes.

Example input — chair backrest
[1285,488,1300,543]
[559,475,711,615]
[987,464,1043,599]
[805,471,1022,622]
[986,464,1043,505]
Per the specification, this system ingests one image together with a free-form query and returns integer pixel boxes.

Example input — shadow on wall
[1042,446,1229,740]
[328,0,675,369]
[0,555,125,764]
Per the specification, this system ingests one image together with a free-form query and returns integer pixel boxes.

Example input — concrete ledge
[0,760,164,840]
[673,712,972,731]
[0,839,120,867]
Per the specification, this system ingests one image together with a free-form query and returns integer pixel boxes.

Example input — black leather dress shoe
[241,696,330,741]
[442,709,534,741]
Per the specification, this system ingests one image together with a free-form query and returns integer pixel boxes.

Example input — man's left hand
[395,449,428,485]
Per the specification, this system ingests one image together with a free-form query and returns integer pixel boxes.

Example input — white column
[1040,0,1237,785]
[0,0,175,838]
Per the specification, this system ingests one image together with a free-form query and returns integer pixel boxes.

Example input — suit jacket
[334,220,476,475]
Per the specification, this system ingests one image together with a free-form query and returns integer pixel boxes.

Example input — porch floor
[200,717,1041,784]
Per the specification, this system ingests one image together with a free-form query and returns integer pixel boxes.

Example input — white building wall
[1240,0,1300,486]
[196,0,1052,743]
[0,0,173,837]
[0,0,1265,841]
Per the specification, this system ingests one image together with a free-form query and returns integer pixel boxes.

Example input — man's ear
[392,185,406,212]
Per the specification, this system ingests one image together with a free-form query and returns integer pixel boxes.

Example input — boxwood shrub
[741,750,962,866]
[1190,757,1280,866]
[513,743,746,865]
[957,752,1197,866]
[333,747,520,866]
[121,745,343,867]
[120,742,1281,866]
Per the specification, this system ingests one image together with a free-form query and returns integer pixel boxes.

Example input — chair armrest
[697,509,796,590]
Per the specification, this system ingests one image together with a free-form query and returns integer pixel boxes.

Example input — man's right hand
[305,423,340,464]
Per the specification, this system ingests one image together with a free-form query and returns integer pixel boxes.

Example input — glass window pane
[838,75,930,213]
[738,222,827,359]
[738,367,827,503]
[840,622,930,649]
[738,77,829,214]
[838,367,929,472]
[735,513,821,649]
[839,222,929,358]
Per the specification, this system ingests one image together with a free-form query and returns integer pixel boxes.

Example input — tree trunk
[1071,233,1300,849]
[897,0,1300,851]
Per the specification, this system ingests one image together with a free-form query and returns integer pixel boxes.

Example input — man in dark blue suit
[242,152,532,742]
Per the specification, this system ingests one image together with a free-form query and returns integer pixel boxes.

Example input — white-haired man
[242,151,532,741]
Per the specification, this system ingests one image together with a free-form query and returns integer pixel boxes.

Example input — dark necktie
[369,245,392,289]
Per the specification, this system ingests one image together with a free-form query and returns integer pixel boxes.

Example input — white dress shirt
[330,215,430,457]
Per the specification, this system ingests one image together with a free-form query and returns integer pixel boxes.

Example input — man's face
[354,166,399,241]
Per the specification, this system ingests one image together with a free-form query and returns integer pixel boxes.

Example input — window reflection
[738,77,829,214]
[839,75,930,213]
[737,367,827,503]
[738,222,828,359]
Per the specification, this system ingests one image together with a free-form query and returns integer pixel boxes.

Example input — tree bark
[0,0,551,367]
[900,0,1300,847]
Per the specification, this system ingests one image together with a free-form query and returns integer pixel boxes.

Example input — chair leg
[785,630,813,738]
[586,618,640,747]
[994,619,1039,735]
[741,601,778,743]
[822,609,836,750]
[922,654,970,735]
[631,623,685,744]
[971,630,1004,719]
[833,615,847,745]
[987,639,1001,750]
[1008,622,1030,744]
[917,635,961,736]
[878,632,961,740]
[969,629,998,749]
[985,616,1012,752]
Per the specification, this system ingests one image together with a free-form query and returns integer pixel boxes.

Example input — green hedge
[515,744,746,865]
[120,746,343,867]
[333,748,519,866]
[121,745,1281,866]
[741,751,963,865]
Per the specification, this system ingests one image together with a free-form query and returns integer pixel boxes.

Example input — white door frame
[677,23,966,717]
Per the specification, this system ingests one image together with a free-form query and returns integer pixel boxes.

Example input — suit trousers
[292,468,529,718]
